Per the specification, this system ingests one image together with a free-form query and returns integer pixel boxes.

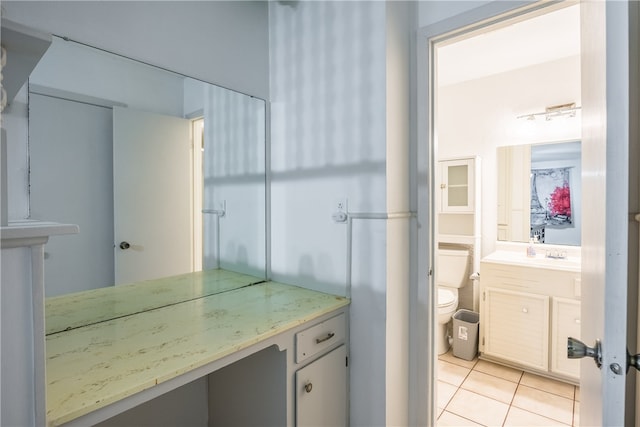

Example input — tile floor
[437,350,580,426]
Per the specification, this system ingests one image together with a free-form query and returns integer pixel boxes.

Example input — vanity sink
[482,250,581,272]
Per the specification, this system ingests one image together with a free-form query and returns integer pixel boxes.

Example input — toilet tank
[436,249,470,288]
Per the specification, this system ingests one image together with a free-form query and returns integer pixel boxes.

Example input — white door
[113,106,193,285]
[579,1,636,425]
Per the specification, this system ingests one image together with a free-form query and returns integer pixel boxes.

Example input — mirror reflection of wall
[28,37,266,297]
[497,141,581,246]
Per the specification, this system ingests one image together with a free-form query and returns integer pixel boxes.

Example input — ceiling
[436,4,580,87]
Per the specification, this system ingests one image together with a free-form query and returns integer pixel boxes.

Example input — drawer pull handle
[304,382,313,393]
[575,318,581,324]
[522,307,528,314]
[316,332,335,344]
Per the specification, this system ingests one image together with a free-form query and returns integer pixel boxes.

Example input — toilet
[436,248,470,355]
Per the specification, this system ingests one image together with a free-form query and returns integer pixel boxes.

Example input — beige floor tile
[447,389,510,426]
[438,380,458,409]
[473,359,523,383]
[512,385,574,425]
[437,410,484,426]
[438,360,471,387]
[520,372,575,399]
[439,349,478,369]
[504,406,571,426]
[573,401,580,426]
[461,370,518,404]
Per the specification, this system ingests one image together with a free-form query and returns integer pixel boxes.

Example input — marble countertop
[46,269,264,334]
[46,280,349,426]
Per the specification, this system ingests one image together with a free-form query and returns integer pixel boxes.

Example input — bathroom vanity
[45,270,350,426]
[2,221,349,427]
[479,249,581,383]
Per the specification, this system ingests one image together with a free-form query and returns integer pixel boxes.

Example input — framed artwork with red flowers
[530,167,573,229]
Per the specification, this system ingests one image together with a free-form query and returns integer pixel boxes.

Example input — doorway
[192,117,204,272]
[423,2,585,425]
[416,1,639,426]
[29,90,201,295]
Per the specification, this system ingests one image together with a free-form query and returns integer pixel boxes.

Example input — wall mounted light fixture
[517,102,581,121]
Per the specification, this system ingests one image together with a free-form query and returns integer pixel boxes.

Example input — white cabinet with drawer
[480,259,581,382]
[294,313,348,427]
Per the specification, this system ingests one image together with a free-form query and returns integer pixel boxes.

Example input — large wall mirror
[497,140,581,246]
[28,37,267,303]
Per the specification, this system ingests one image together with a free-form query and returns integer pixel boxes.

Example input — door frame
[412,1,638,425]
[192,117,205,272]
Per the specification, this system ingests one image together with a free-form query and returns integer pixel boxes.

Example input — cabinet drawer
[296,313,346,363]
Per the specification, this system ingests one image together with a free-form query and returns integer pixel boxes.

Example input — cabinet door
[551,297,581,380]
[440,159,474,213]
[296,345,347,427]
[484,288,549,370]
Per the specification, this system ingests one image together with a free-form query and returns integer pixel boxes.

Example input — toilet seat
[438,288,456,308]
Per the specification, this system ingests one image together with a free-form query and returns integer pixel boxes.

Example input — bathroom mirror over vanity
[497,140,581,247]
[6,21,350,427]
[29,37,266,333]
[28,37,267,325]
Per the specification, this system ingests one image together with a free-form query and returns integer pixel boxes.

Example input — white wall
[269,1,415,425]
[437,55,582,256]
[2,1,269,99]
[419,0,492,26]
[31,37,185,116]
[203,85,266,277]
[269,2,386,424]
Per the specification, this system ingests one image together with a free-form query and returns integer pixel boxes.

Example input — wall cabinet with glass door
[439,158,475,213]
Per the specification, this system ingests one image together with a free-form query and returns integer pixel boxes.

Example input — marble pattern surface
[46,269,264,334]
[46,280,349,426]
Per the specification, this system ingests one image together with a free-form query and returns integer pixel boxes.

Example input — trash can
[452,309,479,361]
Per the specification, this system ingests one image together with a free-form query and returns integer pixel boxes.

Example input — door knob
[625,350,640,373]
[569,337,640,375]
[119,241,131,250]
[567,337,602,368]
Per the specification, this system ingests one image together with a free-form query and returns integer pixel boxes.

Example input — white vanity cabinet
[551,297,581,379]
[45,276,350,427]
[295,313,348,427]
[479,257,581,382]
[1,221,78,427]
[483,288,549,371]
[439,158,475,213]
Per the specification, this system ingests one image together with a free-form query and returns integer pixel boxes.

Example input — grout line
[500,369,524,426]
[437,355,578,427]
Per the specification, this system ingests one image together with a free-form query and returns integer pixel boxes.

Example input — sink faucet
[545,249,567,259]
